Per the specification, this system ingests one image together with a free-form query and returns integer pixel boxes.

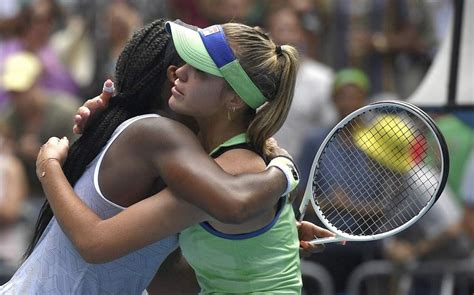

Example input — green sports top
[179,133,302,294]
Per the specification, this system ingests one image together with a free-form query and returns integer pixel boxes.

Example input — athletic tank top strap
[93,114,160,209]
[209,133,261,159]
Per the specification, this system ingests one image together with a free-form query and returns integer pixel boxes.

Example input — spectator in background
[266,4,335,160]
[459,149,474,293]
[0,0,78,108]
[461,150,474,242]
[0,0,20,36]
[297,68,369,197]
[167,0,211,28]
[381,113,474,294]
[49,12,96,96]
[200,0,256,25]
[382,131,473,294]
[319,0,435,99]
[50,0,163,100]
[94,1,142,82]
[0,52,78,208]
[0,122,28,272]
[382,187,471,295]
[283,0,329,61]
[435,114,474,204]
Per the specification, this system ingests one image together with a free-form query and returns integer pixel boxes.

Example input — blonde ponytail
[223,24,299,157]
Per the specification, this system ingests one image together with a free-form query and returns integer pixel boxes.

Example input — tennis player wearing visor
[166,21,303,294]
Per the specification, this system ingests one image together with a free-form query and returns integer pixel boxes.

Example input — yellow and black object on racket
[297,101,449,245]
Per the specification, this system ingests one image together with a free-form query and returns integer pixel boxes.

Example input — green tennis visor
[166,21,267,109]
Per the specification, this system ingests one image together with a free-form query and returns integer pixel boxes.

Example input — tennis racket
[297,100,449,245]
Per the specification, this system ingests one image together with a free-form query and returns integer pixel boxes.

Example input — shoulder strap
[210,133,252,158]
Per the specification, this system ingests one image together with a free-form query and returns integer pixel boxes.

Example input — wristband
[267,156,300,196]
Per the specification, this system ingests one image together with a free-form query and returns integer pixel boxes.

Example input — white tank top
[0,114,178,294]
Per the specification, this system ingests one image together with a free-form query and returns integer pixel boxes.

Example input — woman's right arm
[37,137,304,263]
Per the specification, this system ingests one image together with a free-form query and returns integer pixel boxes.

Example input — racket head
[304,100,449,242]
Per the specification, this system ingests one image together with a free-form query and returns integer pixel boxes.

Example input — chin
[168,96,179,110]
[168,98,189,116]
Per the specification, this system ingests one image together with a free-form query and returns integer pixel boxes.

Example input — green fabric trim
[178,197,302,294]
[209,133,247,156]
[220,60,267,109]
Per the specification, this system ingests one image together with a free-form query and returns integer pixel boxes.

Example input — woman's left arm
[36,138,207,263]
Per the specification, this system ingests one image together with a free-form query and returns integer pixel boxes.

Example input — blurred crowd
[0,0,472,293]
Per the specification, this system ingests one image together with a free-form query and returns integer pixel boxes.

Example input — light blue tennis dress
[0,114,178,294]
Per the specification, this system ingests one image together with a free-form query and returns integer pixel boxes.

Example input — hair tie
[275,45,283,55]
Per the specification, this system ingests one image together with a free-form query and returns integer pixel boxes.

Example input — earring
[227,107,236,121]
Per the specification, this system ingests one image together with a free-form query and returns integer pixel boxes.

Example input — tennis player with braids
[2,20,333,294]
[0,19,298,294]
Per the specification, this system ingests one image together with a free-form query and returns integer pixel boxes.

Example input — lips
[171,85,184,100]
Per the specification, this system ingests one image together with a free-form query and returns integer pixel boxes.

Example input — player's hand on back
[73,80,115,134]
[264,137,293,160]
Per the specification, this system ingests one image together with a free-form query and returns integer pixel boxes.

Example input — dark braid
[25,18,182,258]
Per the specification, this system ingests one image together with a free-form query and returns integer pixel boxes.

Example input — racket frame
[298,100,450,245]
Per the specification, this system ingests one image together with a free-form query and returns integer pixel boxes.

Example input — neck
[196,112,248,154]
[156,108,199,134]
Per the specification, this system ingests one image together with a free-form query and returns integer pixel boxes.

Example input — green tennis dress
[179,133,302,294]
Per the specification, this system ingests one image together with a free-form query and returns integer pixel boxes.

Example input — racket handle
[308,236,345,245]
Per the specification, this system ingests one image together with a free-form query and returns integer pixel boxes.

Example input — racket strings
[312,107,442,237]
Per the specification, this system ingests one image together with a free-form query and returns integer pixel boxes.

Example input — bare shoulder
[214,149,266,175]
[122,116,201,152]
[102,116,204,175]
[96,116,204,203]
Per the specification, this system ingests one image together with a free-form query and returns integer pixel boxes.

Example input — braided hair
[25,18,182,258]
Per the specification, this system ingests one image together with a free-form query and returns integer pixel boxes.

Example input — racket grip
[308,236,345,245]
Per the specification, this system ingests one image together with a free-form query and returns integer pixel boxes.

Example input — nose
[175,64,189,82]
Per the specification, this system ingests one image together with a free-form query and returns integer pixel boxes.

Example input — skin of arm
[73,90,289,222]
[39,158,208,263]
[37,116,287,263]
[38,134,332,263]
[138,117,287,223]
